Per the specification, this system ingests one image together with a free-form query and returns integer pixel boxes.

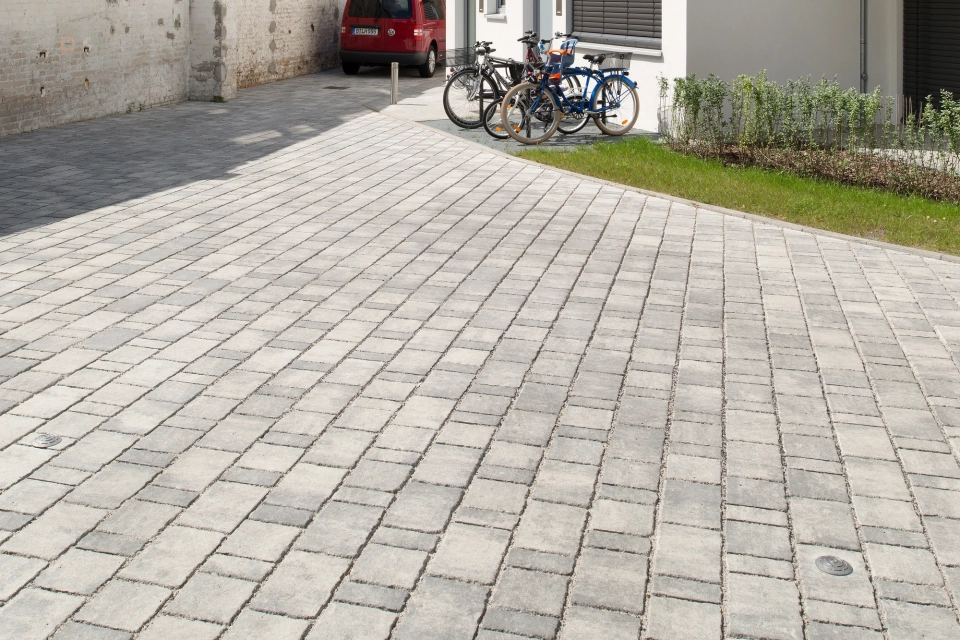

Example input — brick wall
[236,0,343,89]
[0,0,341,137]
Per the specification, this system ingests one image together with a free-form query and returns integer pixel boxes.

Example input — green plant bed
[519,137,960,256]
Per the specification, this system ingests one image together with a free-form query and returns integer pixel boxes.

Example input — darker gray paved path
[1,69,960,640]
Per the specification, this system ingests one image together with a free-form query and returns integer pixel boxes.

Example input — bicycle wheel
[591,75,640,136]
[482,101,510,140]
[501,82,562,145]
[557,75,589,134]
[443,68,497,129]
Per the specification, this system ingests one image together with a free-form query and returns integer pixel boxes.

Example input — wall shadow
[0,67,441,238]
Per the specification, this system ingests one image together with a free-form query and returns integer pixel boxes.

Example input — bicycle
[500,37,640,145]
[442,38,532,130]
[482,33,589,139]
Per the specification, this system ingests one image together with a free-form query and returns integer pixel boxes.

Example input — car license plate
[352,27,378,35]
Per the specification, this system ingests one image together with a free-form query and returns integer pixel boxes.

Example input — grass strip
[519,136,960,256]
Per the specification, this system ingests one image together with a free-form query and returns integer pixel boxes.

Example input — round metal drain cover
[34,433,62,448]
[816,555,853,576]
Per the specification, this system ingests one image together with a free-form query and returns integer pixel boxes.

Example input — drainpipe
[860,0,868,92]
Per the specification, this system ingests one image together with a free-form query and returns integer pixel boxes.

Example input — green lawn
[519,137,960,256]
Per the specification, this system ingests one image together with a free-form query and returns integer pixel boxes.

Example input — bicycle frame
[543,66,637,116]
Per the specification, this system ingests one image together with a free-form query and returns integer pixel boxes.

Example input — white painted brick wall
[0,0,190,137]
[235,0,344,88]
[0,0,341,137]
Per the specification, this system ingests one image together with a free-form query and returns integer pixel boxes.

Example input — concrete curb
[374,106,960,266]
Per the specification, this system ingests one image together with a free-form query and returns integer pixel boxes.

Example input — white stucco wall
[686,0,902,95]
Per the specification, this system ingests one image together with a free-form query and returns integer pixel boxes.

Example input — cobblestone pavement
[1,69,960,640]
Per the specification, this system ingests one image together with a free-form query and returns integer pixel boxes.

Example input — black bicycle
[442,38,535,130]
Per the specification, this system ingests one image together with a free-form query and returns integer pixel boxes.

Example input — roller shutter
[904,0,960,108]
[572,0,662,49]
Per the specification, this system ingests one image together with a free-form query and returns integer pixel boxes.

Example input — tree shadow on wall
[0,66,440,238]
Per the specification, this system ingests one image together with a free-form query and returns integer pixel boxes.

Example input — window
[348,0,413,19]
[422,0,445,20]
[572,0,661,49]
[483,0,505,14]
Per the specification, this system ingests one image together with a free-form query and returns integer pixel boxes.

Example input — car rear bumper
[340,49,429,66]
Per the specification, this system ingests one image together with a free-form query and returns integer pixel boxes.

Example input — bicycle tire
[443,68,498,129]
[591,75,640,136]
[557,75,589,135]
[500,82,562,145]
[482,101,510,140]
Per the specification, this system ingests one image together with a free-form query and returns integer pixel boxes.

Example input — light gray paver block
[881,600,960,640]
[569,548,647,614]
[643,596,721,640]
[66,461,158,509]
[725,572,803,640]
[513,500,587,556]
[382,481,462,533]
[308,602,396,640]
[119,525,224,586]
[153,447,239,491]
[789,497,861,551]
[164,572,257,624]
[349,543,428,589]
[651,523,721,584]
[1,502,105,559]
[491,567,569,616]
[392,577,488,640]
[74,579,171,632]
[0,553,47,600]
[176,481,268,532]
[136,615,222,640]
[297,501,384,557]
[51,621,132,639]
[0,478,71,515]
[221,610,310,640]
[428,522,511,584]
[0,588,85,640]
[558,605,641,640]
[217,520,299,562]
[96,500,180,539]
[250,550,350,617]
[35,549,125,595]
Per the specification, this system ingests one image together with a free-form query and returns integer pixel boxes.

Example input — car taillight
[413,28,423,39]
[340,26,346,34]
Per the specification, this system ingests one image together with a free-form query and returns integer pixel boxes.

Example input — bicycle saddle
[583,54,606,64]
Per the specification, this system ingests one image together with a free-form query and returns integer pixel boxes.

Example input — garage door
[904,0,960,107]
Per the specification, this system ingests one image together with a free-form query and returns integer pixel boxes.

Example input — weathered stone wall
[1,0,190,137]
[235,0,343,89]
[0,0,340,137]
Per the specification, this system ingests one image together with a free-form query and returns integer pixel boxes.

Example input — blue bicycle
[500,37,640,145]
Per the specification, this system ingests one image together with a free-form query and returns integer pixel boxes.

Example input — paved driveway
[1,69,960,640]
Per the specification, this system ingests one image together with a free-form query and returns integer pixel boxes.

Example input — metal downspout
[860,0,868,92]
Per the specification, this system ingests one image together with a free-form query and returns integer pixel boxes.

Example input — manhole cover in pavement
[34,433,62,448]
[816,555,853,576]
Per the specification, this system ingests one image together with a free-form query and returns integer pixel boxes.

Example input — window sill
[576,41,662,58]
[484,13,507,21]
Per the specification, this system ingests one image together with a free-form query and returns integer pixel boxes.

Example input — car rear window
[348,0,413,19]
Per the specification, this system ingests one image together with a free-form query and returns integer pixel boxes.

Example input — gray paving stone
[1,72,959,638]
[74,579,171,632]
[308,602,396,640]
[164,572,257,624]
[392,577,488,640]
[0,589,85,640]
[250,550,349,617]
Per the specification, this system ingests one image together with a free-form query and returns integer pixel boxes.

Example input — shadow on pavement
[0,67,442,238]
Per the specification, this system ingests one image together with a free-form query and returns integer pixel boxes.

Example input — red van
[339,0,445,78]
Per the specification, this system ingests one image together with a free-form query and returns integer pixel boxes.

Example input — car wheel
[342,62,360,75]
[418,48,437,78]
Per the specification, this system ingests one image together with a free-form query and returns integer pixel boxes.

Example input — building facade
[447,0,958,132]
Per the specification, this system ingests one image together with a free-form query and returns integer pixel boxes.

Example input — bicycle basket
[440,47,477,68]
[598,51,632,71]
